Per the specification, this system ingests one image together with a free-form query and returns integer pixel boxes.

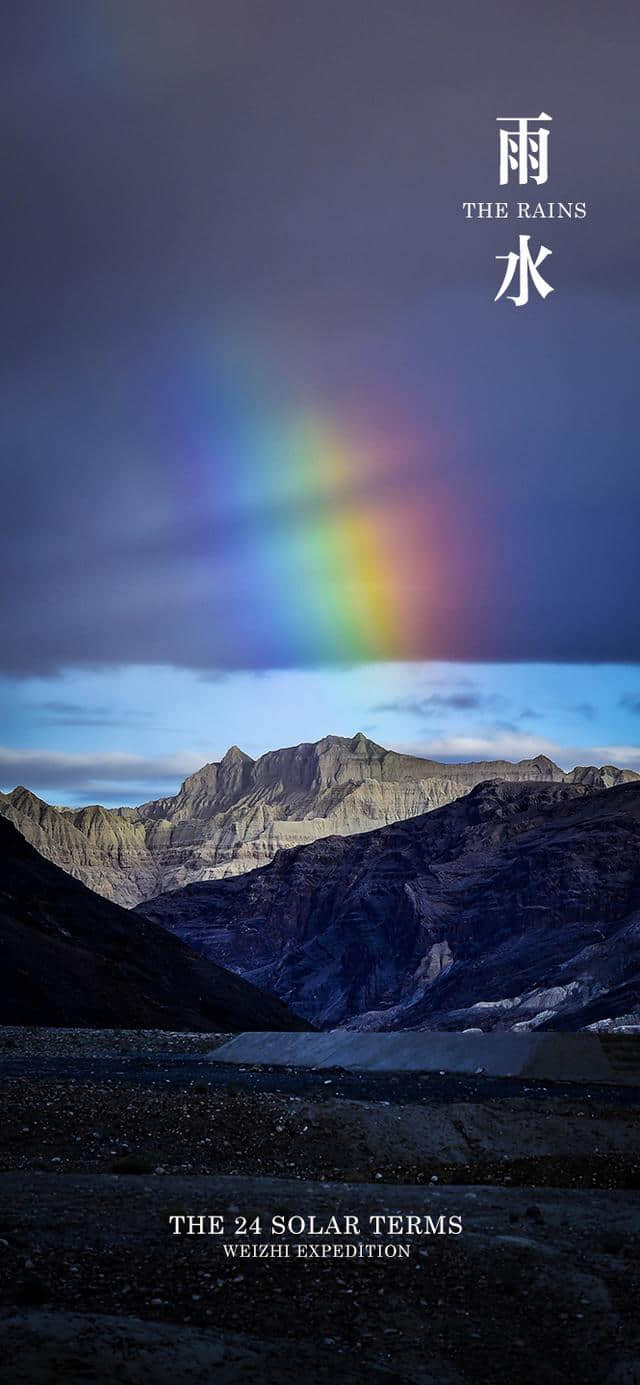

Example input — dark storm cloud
[1,1,639,675]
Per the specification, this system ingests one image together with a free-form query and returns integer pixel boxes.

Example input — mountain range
[0,815,304,1031]
[1,733,637,909]
[140,778,640,1032]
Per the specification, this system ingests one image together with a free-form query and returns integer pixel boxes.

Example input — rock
[3,734,635,908]
[0,817,307,1032]
[19,1275,47,1307]
[141,779,640,1031]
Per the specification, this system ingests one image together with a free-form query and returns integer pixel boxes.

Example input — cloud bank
[391,733,640,772]
[0,747,203,795]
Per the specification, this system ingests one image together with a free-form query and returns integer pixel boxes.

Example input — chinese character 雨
[497,112,552,186]
[495,235,553,306]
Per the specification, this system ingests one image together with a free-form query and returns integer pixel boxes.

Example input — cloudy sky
[1,2,639,804]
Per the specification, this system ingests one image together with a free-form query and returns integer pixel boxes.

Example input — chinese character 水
[495,235,554,306]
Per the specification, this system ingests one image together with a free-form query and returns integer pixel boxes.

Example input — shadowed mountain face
[0,817,306,1031]
[1,735,637,908]
[140,781,640,1031]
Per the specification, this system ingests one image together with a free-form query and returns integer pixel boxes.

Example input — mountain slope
[140,780,640,1031]
[0,816,306,1031]
[2,734,637,907]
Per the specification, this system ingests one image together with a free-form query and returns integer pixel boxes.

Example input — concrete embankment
[207,1031,640,1085]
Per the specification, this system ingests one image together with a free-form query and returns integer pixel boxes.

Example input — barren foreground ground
[0,1028,638,1384]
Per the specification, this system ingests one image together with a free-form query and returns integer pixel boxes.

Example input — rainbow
[239,411,426,662]
[147,339,454,668]
[190,401,443,665]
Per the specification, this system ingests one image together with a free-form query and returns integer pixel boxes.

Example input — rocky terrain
[0,817,305,1032]
[141,780,640,1031]
[0,1027,638,1385]
[2,734,636,908]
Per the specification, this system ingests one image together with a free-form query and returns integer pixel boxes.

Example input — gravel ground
[0,1175,638,1384]
[0,1077,639,1188]
[0,1028,638,1383]
[0,1027,230,1058]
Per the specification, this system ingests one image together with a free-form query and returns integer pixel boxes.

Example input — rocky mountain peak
[216,744,255,799]
[221,745,253,764]
[316,731,384,757]
[309,732,389,787]
[178,746,255,798]
[352,730,388,753]
[3,734,638,910]
[9,786,41,811]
